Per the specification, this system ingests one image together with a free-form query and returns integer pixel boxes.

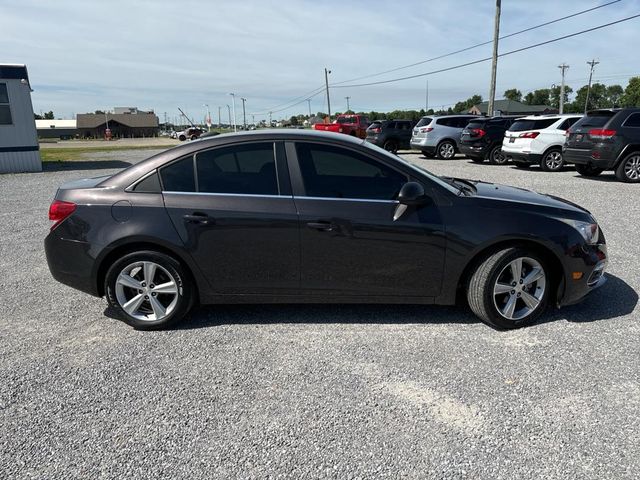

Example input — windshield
[361,140,460,194]
[335,116,358,124]
[415,117,432,128]
[509,118,558,132]
[579,112,614,127]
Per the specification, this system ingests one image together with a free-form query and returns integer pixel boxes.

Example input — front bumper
[558,242,608,307]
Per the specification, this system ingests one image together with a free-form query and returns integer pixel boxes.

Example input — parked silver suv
[410,115,477,159]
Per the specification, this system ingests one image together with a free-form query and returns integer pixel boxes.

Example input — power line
[331,13,640,89]
[251,87,326,116]
[331,0,621,86]
[250,85,325,115]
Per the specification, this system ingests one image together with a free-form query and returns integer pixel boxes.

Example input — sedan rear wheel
[615,152,640,183]
[105,250,193,329]
[467,248,549,329]
[437,141,456,159]
[540,149,564,172]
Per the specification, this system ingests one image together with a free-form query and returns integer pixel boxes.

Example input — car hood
[468,179,589,214]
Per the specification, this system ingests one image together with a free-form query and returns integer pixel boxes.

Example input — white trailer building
[0,64,41,173]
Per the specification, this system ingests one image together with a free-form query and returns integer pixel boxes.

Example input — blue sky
[2,0,639,122]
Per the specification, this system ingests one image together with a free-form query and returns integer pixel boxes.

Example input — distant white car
[502,114,582,171]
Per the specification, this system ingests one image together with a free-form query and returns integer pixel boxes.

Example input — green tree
[523,89,551,105]
[572,83,607,111]
[503,88,522,102]
[453,94,482,113]
[549,85,573,110]
[621,77,640,107]
[606,84,624,107]
[94,110,105,114]
[44,111,54,120]
[289,116,298,126]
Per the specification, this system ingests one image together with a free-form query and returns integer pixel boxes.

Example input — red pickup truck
[313,114,370,138]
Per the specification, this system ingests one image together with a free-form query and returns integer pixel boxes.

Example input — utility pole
[487,0,501,117]
[240,97,247,130]
[558,63,569,114]
[218,106,222,127]
[425,80,429,111]
[252,114,255,125]
[226,104,231,128]
[324,68,332,120]
[585,59,600,113]
[229,93,237,132]
[306,98,312,117]
[269,111,272,127]
[345,96,351,112]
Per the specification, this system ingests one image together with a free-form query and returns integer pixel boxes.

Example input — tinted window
[579,112,615,128]
[196,142,278,195]
[386,122,397,129]
[134,171,161,193]
[436,118,452,127]
[398,121,412,130]
[557,117,581,131]
[296,143,407,200]
[0,84,10,125]
[623,113,640,127]
[161,156,196,192]
[509,118,558,132]
[455,117,473,128]
[0,84,8,103]
[415,117,432,128]
[466,120,487,130]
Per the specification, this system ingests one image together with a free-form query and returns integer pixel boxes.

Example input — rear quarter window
[622,113,640,127]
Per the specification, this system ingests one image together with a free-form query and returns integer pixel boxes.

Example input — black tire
[514,163,530,169]
[190,135,198,141]
[469,156,485,163]
[487,144,508,165]
[540,148,564,172]
[614,152,640,183]
[105,250,194,330]
[575,164,603,177]
[467,248,550,329]
[383,139,398,154]
[421,150,434,158]
[178,135,186,141]
[436,140,456,159]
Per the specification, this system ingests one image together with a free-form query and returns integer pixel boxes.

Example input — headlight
[562,219,599,244]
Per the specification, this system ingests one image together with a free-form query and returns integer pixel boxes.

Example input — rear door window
[196,142,278,195]
[160,156,196,192]
[509,118,558,132]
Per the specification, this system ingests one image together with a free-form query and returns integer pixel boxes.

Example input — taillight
[519,132,540,139]
[470,128,486,138]
[420,127,434,133]
[588,129,616,140]
[565,129,571,137]
[370,127,381,134]
[49,200,76,230]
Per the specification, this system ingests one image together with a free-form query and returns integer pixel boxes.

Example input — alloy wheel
[115,261,179,322]
[624,155,640,180]
[544,151,563,171]
[439,142,455,159]
[491,146,508,164]
[492,257,546,321]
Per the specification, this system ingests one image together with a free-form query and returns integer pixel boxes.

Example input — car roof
[99,129,365,188]
[515,114,582,121]
[421,114,477,119]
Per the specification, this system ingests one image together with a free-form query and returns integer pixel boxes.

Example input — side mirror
[397,181,427,205]
[394,182,428,221]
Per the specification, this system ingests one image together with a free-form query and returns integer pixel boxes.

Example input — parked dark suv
[564,108,640,182]
[459,116,522,164]
[365,119,414,153]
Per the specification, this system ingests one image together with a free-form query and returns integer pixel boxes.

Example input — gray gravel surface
[0,151,638,479]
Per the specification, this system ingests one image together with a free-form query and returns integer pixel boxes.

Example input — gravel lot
[1,149,638,479]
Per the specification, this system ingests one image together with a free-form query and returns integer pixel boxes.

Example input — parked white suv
[502,114,582,171]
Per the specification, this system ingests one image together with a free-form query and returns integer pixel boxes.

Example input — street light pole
[585,59,600,113]
[269,111,272,127]
[240,97,247,130]
[487,0,501,117]
[345,96,351,112]
[229,93,237,132]
[218,106,222,128]
[203,104,211,132]
[306,98,312,117]
[558,63,569,114]
[324,68,332,120]
[226,105,231,128]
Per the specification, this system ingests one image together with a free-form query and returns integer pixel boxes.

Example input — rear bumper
[562,147,616,169]
[45,232,101,297]
[459,143,489,158]
[558,242,608,307]
[507,152,543,165]
[410,137,437,149]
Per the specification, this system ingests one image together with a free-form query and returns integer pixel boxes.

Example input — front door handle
[307,221,335,232]
[183,212,212,225]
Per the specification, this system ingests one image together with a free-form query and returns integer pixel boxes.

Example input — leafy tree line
[34,111,54,120]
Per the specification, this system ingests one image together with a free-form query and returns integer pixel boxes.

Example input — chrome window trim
[294,195,398,204]
[161,191,398,204]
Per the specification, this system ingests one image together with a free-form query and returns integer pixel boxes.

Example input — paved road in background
[1,149,638,479]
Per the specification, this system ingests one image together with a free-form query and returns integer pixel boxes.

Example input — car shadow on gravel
[43,160,132,171]
[170,273,636,330]
[570,173,620,182]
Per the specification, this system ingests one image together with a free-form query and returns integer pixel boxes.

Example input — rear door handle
[183,212,212,225]
[307,221,335,232]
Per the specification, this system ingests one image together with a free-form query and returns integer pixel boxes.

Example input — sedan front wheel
[467,248,549,329]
